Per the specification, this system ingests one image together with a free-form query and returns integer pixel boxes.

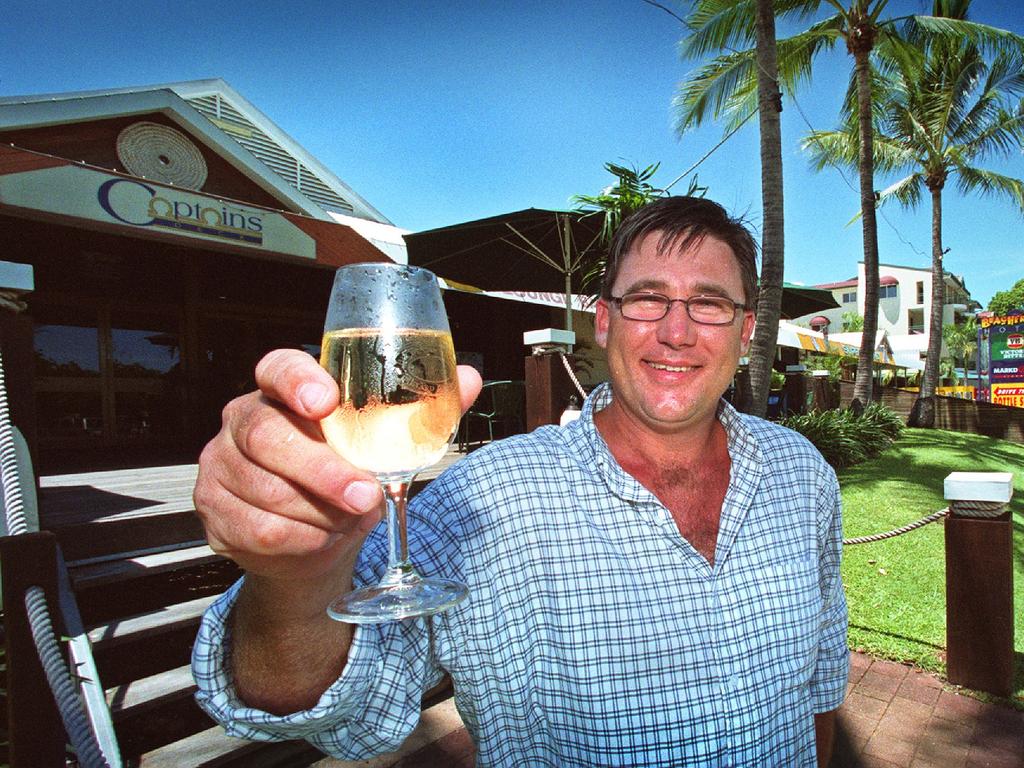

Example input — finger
[199,477,379,560]
[457,365,482,414]
[254,348,339,420]
[212,397,383,516]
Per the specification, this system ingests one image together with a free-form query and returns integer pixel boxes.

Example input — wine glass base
[327,577,469,624]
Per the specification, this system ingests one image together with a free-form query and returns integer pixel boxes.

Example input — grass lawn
[837,427,1024,707]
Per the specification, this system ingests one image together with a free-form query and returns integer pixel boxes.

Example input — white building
[794,262,979,371]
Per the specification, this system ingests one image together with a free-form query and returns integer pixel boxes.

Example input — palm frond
[956,106,1024,161]
[673,49,758,131]
[877,173,925,210]
[911,16,1024,58]
[953,165,1024,213]
[801,129,859,171]
[680,0,758,60]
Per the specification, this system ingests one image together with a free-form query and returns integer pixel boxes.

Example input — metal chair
[458,380,526,451]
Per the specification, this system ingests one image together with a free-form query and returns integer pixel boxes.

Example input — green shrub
[862,402,904,441]
[780,405,902,468]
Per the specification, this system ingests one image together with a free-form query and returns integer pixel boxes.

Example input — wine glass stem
[380,479,417,586]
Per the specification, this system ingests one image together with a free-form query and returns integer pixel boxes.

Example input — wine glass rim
[337,262,437,280]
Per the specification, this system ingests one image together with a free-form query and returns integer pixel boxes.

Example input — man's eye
[628,295,667,308]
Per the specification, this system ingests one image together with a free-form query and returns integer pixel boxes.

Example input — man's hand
[194,348,482,586]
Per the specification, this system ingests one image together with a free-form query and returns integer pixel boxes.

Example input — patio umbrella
[777,282,841,319]
[403,208,605,295]
[405,209,839,320]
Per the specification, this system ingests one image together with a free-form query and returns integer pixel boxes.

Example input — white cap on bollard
[943,472,1014,503]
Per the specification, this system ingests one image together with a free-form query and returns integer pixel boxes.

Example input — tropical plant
[842,310,865,331]
[572,162,670,297]
[804,0,1024,426]
[780,405,900,468]
[942,316,978,380]
[988,277,1024,314]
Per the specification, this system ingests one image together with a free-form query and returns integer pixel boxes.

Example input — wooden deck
[39,447,469,529]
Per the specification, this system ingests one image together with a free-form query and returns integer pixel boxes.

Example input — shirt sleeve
[810,463,850,713]
[192,518,451,758]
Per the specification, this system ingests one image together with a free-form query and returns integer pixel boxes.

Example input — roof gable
[0,79,390,224]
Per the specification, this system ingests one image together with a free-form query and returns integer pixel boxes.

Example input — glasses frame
[609,292,747,325]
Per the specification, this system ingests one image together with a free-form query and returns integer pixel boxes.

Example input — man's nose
[656,301,697,346]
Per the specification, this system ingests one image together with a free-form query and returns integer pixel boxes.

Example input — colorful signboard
[991,384,1024,408]
[979,311,1024,407]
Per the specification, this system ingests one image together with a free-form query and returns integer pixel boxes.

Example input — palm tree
[674,0,1023,411]
[667,0,788,417]
[804,0,1024,425]
[677,0,897,411]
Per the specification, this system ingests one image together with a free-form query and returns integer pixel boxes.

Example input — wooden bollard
[943,471,1015,697]
[523,329,575,431]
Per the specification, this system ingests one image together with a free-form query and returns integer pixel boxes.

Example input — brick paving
[322,651,1022,767]
[831,652,1024,768]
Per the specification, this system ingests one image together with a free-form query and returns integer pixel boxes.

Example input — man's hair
[599,196,759,309]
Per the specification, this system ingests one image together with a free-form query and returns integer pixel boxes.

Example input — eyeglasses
[609,292,746,325]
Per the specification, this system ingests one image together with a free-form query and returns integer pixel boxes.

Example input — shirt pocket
[741,555,822,690]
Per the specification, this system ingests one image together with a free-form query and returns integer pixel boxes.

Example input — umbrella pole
[560,215,574,352]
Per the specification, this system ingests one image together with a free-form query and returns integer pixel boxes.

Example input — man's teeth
[649,362,695,372]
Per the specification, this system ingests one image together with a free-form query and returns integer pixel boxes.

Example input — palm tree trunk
[911,184,945,427]
[851,42,879,410]
[746,0,786,418]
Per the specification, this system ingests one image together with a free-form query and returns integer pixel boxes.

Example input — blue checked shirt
[194,383,849,767]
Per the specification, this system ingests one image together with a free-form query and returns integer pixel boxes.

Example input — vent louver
[186,93,354,213]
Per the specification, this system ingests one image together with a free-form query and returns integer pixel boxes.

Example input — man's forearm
[231,570,354,715]
[814,709,837,767]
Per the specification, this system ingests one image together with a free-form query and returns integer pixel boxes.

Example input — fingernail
[298,382,330,413]
[343,481,381,514]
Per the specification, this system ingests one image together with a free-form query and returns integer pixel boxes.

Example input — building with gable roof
[0,80,409,470]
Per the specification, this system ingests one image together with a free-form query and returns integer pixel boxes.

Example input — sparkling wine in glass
[319,262,469,623]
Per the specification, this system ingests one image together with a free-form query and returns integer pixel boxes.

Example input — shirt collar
[571,383,764,518]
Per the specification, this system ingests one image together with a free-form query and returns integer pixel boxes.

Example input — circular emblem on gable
[116,122,208,190]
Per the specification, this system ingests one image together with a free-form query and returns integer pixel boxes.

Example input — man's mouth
[647,362,699,372]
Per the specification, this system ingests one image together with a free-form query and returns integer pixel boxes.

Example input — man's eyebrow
[621,279,670,294]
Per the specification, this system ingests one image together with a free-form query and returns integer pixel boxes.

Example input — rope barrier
[842,509,949,546]
[559,352,588,400]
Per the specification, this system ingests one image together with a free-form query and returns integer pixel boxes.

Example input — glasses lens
[688,296,736,324]
[620,294,670,320]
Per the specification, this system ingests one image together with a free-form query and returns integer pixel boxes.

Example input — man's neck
[592,398,724,472]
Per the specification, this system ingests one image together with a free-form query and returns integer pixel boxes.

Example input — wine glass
[319,262,469,623]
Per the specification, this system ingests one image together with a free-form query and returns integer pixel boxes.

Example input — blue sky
[4,0,1022,306]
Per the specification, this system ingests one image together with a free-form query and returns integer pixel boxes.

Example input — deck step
[88,594,217,687]
[88,594,215,648]
[55,510,206,562]
[139,727,321,768]
[107,664,196,716]
[70,543,223,590]
[107,664,214,757]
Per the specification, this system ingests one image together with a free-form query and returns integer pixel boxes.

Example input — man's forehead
[615,231,741,285]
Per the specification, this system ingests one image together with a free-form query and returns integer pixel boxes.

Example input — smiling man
[192,196,848,767]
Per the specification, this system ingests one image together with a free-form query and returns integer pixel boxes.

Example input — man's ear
[594,299,610,349]
[739,311,755,356]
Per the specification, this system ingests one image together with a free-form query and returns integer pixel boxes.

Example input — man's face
[594,231,755,435]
